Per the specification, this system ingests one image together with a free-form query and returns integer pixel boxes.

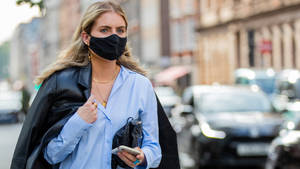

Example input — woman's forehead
[94,11,126,27]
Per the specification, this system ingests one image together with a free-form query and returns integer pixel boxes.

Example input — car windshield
[255,78,276,94]
[155,87,176,97]
[195,91,271,113]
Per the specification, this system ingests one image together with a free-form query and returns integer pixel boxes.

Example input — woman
[10,1,179,169]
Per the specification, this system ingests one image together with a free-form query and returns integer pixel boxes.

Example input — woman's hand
[77,95,98,124]
[117,147,145,168]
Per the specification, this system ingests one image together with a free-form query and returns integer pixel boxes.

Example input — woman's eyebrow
[117,26,126,29]
[99,25,111,29]
[99,25,126,29]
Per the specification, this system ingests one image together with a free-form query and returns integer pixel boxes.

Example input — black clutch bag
[111,117,143,169]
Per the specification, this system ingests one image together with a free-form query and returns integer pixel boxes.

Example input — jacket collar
[78,62,92,99]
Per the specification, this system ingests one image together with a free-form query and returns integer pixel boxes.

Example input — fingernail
[133,160,140,165]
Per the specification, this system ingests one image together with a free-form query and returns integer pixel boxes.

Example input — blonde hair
[35,1,147,85]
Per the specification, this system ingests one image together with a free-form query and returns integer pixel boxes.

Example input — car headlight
[286,121,296,130]
[200,123,226,139]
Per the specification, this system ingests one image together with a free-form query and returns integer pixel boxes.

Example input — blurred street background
[2,0,300,169]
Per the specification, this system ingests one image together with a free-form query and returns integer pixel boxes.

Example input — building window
[292,22,296,68]
[236,31,241,68]
[281,29,284,68]
[248,29,255,67]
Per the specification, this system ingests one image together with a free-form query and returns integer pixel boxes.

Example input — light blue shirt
[43,66,161,169]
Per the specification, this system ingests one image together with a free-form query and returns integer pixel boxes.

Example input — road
[0,123,22,169]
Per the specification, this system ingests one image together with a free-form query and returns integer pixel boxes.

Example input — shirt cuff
[60,112,92,143]
[135,147,151,169]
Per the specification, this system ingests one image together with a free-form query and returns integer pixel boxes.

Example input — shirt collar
[77,63,133,86]
[120,65,131,82]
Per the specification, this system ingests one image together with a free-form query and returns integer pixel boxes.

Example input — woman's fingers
[134,147,144,165]
[92,101,98,109]
[117,152,136,168]
[77,95,98,124]
[121,151,137,162]
[87,94,95,104]
[86,95,98,109]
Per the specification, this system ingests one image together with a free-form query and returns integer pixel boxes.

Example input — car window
[195,91,271,113]
[155,87,176,97]
[255,78,276,94]
[235,77,252,85]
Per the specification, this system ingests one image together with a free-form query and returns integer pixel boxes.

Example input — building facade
[10,17,44,92]
[196,0,300,84]
[0,41,10,79]
[11,0,200,92]
[119,0,162,72]
[10,0,93,91]
[167,0,199,90]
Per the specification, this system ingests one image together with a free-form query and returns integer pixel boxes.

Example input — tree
[16,0,44,11]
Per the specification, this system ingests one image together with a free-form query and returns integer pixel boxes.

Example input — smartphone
[112,145,141,156]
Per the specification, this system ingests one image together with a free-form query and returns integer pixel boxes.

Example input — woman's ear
[81,31,90,46]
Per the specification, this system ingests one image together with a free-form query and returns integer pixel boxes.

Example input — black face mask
[89,34,127,61]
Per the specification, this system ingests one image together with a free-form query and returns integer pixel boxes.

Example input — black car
[266,101,300,169]
[266,130,300,169]
[180,85,283,168]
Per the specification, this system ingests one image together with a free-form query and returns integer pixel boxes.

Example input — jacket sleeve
[150,95,180,169]
[137,80,162,169]
[10,74,57,169]
[43,112,92,164]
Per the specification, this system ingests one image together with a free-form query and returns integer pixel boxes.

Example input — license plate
[237,143,270,156]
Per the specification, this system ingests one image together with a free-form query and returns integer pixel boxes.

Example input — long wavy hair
[35,1,147,85]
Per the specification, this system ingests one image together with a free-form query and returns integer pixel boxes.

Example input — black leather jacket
[10,63,180,169]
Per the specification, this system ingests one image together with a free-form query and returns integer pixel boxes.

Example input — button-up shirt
[43,66,161,169]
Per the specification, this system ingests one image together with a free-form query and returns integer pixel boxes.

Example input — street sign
[259,40,272,54]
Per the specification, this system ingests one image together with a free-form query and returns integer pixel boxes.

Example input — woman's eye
[117,29,125,33]
[100,29,108,33]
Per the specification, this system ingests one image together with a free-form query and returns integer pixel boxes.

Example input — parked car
[180,85,283,168]
[266,101,300,169]
[154,86,181,117]
[234,68,277,97]
[275,69,300,100]
[0,90,23,123]
[272,69,300,112]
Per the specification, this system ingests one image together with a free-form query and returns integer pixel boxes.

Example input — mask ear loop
[83,31,91,61]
